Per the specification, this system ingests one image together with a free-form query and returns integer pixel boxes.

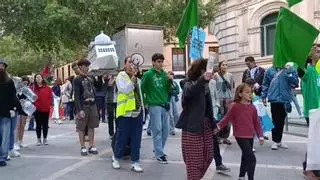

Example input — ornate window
[261,12,278,56]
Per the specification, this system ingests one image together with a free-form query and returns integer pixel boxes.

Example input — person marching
[218,83,264,180]
[176,59,216,180]
[32,74,53,146]
[141,53,172,163]
[214,60,234,145]
[112,56,144,173]
[73,59,99,156]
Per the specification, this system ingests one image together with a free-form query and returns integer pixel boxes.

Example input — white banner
[89,44,119,70]
[307,109,320,170]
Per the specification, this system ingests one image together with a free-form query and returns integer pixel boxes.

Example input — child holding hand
[218,83,264,180]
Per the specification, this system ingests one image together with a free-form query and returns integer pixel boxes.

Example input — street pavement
[0,120,308,180]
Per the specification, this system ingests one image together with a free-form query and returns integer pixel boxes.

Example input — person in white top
[112,56,144,173]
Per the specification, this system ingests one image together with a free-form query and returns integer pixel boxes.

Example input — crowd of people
[0,46,319,180]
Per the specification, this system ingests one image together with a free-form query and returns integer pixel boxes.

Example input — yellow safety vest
[116,72,136,118]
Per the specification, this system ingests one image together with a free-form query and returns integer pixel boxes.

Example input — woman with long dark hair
[214,60,234,145]
[32,74,52,146]
[176,59,216,180]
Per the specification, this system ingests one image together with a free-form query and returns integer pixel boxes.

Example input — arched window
[261,12,278,56]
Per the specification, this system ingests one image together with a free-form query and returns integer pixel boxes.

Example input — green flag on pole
[176,0,199,48]
[287,0,303,7]
[273,8,320,69]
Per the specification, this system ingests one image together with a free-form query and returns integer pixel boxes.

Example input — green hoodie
[141,68,171,106]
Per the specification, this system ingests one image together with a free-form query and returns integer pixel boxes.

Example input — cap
[77,59,91,67]
[0,58,8,68]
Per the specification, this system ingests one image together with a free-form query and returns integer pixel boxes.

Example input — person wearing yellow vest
[112,56,144,173]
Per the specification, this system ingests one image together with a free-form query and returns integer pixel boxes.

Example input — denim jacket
[261,66,299,103]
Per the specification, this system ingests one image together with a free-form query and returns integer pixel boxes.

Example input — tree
[0,35,76,76]
[0,0,218,75]
[1,0,218,49]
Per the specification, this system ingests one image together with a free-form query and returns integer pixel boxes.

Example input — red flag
[41,64,50,78]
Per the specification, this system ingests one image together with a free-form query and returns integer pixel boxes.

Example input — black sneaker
[216,164,231,173]
[88,147,98,155]
[80,147,88,156]
[222,139,232,145]
[157,155,168,164]
[0,161,7,167]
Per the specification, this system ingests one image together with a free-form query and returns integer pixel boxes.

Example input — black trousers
[34,110,49,139]
[213,135,222,166]
[107,103,117,136]
[236,138,256,180]
[270,103,287,143]
[218,99,231,139]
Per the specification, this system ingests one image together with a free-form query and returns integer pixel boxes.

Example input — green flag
[287,0,303,7]
[176,0,198,48]
[273,8,319,69]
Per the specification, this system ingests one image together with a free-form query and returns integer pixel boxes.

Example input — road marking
[41,159,91,180]
[22,154,104,161]
[223,162,303,170]
[139,159,302,170]
[41,148,112,180]
[23,131,76,147]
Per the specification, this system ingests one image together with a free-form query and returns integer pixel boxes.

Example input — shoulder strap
[271,69,284,84]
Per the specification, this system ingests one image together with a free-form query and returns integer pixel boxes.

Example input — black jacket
[0,79,26,118]
[176,77,216,133]
[242,66,265,96]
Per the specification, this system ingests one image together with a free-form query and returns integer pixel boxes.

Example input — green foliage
[0,0,219,75]
[0,35,76,76]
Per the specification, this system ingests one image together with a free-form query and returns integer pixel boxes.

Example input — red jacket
[33,85,53,112]
[218,103,263,139]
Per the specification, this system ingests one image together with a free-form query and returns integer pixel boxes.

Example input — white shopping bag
[307,109,320,170]
[51,96,60,119]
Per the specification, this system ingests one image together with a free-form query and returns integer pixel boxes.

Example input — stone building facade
[210,0,320,84]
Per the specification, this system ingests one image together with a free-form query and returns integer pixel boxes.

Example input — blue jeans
[149,106,169,158]
[114,112,143,162]
[28,116,35,130]
[9,115,17,151]
[95,97,106,121]
[169,96,179,133]
[0,117,11,162]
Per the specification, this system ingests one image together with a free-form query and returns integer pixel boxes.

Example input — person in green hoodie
[141,53,172,164]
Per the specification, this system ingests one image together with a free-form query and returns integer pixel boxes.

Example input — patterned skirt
[182,119,214,180]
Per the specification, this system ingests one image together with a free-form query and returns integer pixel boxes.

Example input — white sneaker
[112,156,120,169]
[36,139,42,146]
[279,143,288,149]
[131,163,143,173]
[19,141,27,148]
[9,150,21,157]
[14,143,21,150]
[252,148,256,152]
[271,143,278,150]
[7,155,10,161]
